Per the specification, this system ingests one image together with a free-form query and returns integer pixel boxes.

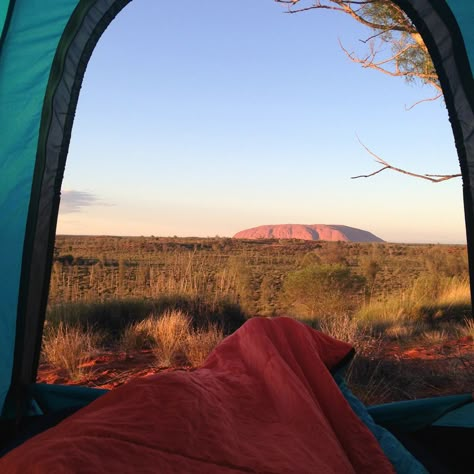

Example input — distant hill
[233,224,384,243]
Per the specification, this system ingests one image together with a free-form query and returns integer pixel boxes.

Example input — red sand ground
[37,337,474,399]
[386,336,473,361]
[37,350,189,390]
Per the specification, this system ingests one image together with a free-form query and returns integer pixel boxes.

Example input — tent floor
[0,406,81,457]
[393,426,474,473]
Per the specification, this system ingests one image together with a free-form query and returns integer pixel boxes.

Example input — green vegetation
[282,264,365,318]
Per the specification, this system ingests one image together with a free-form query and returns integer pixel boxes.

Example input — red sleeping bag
[0,317,394,473]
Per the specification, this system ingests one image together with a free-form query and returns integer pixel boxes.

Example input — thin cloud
[59,190,104,213]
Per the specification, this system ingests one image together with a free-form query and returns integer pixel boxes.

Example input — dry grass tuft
[318,314,360,344]
[42,323,98,380]
[437,278,471,306]
[383,323,411,339]
[318,314,379,357]
[185,326,224,367]
[421,329,448,344]
[460,318,474,338]
[146,310,191,367]
[347,360,394,406]
[120,320,154,354]
[118,310,225,367]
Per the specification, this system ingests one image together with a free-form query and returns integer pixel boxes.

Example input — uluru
[233,224,384,243]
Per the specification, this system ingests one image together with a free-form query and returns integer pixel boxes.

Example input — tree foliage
[275,1,461,182]
[275,0,440,95]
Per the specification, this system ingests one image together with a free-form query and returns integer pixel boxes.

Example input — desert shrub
[416,276,471,322]
[47,296,246,341]
[436,277,471,306]
[410,274,446,301]
[42,322,99,380]
[148,295,246,334]
[355,295,420,336]
[298,251,321,268]
[46,300,155,338]
[360,257,381,301]
[356,275,471,331]
[424,248,468,279]
[319,242,348,265]
[282,264,365,319]
[185,326,224,366]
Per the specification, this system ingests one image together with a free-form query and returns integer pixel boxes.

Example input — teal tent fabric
[433,401,474,428]
[446,0,474,71]
[369,394,474,432]
[0,0,473,428]
[0,0,81,416]
[0,1,10,43]
[30,384,108,414]
[0,0,129,418]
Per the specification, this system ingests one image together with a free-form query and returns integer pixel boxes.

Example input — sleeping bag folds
[0,317,427,473]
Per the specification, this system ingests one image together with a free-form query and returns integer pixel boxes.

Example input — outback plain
[39,235,474,405]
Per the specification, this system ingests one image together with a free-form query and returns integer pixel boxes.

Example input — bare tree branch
[404,92,443,110]
[359,28,390,43]
[275,1,417,33]
[351,167,390,179]
[351,138,461,182]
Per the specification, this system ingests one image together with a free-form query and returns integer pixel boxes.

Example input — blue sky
[57,0,465,243]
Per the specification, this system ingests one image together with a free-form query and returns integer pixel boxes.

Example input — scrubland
[41,236,474,404]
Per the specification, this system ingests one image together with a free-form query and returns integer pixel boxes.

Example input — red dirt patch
[385,335,473,361]
[37,350,194,390]
[363,336,474,401]
[37,337,474,401]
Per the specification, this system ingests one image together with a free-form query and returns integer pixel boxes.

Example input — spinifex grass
[119,310,224,367]
[143,310,191,367]
[41,237,472,403]
[185,326,224,367]
[42,322,99,380]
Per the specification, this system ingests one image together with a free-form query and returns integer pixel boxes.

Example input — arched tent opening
[0,0,473,467]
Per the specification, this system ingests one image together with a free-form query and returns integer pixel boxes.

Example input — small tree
[275,0,439,95]
[282,264,365,318]
[275,0,461,182]
[360,257,381,302]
